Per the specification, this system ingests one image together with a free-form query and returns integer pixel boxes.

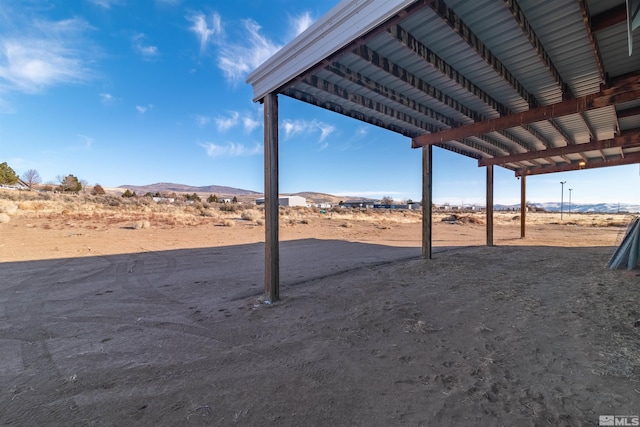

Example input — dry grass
[0,189,634,231]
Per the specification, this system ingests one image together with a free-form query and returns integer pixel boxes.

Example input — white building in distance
[255,195,307,207]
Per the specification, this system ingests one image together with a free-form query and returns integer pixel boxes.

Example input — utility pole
[560,181,566,221]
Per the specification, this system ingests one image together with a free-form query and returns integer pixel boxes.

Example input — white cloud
[87,0,122,8]
[317,122,336,142]
[132,33,159,60]
[282,119,306,138]
[195,114,211,127]
[202,110,260,133]
[186,11,316,83]
[77,134,94,149]
[282,119,335,147]
[290,12,314,37]
[217,19,281,83]
[136,104,153,113]
[187,12,222,53]
[199,141,262,158]
[0,16,95,94]
[215,111,240,132]
[99,92,113,103]
[242,116,260,133]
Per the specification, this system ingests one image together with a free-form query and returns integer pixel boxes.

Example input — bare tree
[21,169,42,190]
[380,196,394,205]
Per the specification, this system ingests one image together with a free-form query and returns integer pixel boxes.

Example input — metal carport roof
[246,0,640,300]
[248,0,640,175]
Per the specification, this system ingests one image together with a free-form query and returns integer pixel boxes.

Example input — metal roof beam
[297,76,446,134]
[412,74,640,148]
[353,45,535,151]
[388,25,509,115]
[618,105,640,118]
[479,130,640,166]
[388,25,553,148]
[325,62,462,128]
[299,75,507,159]
[326,60,523,155]
[428,0,538,106]
[352,45,484,121]
[440,143,483,161]
[503,0,571,95]
[431,0,575,145]
[516,151,640,176]
[578,0,607,84]
[459,138,504,158]
[590,3,626,33]
[283,88,419,138]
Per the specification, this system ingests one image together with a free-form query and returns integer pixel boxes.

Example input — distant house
[0,178,28,191]
[255,195,307,207]
[152,197,175,203]
[314,203,332,209]
[340,200,375,208]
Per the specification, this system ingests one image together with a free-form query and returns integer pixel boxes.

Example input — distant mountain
[118,182,261,197]
[529,202,640,214]
[287,191,373,204]
[492,202,640,213]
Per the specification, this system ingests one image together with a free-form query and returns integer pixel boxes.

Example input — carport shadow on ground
[1,240,636,426]
[0,238,443,306]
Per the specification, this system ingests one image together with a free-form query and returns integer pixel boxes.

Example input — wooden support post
[422,145,433,259]
[520,173,526,238]
[264,93,279,302]
[486,165,494,247]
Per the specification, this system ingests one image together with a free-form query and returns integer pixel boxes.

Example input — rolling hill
[118,182,261,197]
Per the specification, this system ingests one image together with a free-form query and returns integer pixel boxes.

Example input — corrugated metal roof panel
[582,106,618,139]
[596,24,640,78]
[520,0,604,97]
[620,115,640,131]
[446,0,564,105]
[402,6,533,112]
[247,0,416,101]
[252,0,639,177]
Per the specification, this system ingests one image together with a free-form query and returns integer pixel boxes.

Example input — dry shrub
[18,201,45,211]
[300,219,309,225]
[256,219,264,226]
[241,209,261,222]
[341,222,352,228]
[132,220,151,230]
[219,204,242,213]
[0,213,10,223]
[200,209,218,218]
[222,219,235,227]
[0,202,18,215]
[461,215,484,225]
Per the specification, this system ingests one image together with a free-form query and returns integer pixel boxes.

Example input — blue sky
[1,0,639,205]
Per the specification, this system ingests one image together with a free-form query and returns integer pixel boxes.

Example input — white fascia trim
[246,0,416,102]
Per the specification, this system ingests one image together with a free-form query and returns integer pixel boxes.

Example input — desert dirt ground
[1,201,639,426]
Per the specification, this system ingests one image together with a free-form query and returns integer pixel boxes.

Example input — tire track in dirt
[114,251,179,304]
